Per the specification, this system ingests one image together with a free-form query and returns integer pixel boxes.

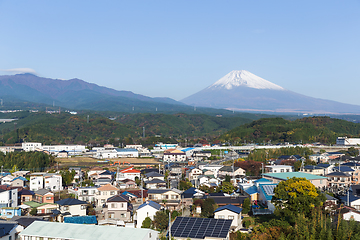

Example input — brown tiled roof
[97,184,119,191]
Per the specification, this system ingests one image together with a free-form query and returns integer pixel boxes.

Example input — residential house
[214,204,242,230]
[34,189,54,204]
[0,222,17,240]
[121,189,148,204]
[258,184,278,212]
[208,195,248,208]
[163,149,186,162]
[309,153,330,163]
[118,179,138,189]
[19,221,159,240]
[0,188,18,208]
[135,201,161,228]
[326,172,352,187]
[181,187,205,206]
[147,189,182,210]
[1,175,15,185]
[186,168,203,182]
[102,195,133,222]
[1,207,21,218]
[199,164,223,178]
[75,186,98,203]
[145,179,167,189]
[192,150,211,161]
[10,176,28,187]
[12,171,30,178]
[96,184,120,207]
[44,173,63,191]
[265,165,293,173]
[18,189,34,204]
[55,198,87,217]
[144,172,165,181]
[29,173,45,191]
[117,167,141,181]
[218,166,246,178]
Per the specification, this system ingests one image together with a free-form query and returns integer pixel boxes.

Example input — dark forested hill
[219,116,360,144]
[0,111,264,145]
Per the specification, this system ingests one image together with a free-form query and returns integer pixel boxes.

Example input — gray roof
[145,179,166,184]
[34,189,51,196]
[55,198,87,206]
[0,222,17,237]
[145,172,164,178]
[19,221,158,240]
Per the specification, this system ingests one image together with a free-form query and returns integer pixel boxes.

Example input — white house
[136,201,162,228]
[0,188,18,208]
[343,210,360,222]
[74,186,98,203]
[265,165,293,173]
[199,164,223,178]
[44,173,63,191]
[117,167,141,181]
[29,173,45,191]
[55,198,88,217]
[214,204,242,230]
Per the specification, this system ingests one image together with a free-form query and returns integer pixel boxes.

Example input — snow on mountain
[208,70,285,91]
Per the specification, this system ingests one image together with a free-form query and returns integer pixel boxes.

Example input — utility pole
[87,115,89,124]
[168,210,172,239]
[141,175,144,204]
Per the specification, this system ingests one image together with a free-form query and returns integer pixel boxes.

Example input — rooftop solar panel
[263,184,276,196]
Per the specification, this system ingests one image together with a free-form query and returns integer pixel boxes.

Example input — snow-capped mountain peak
[208,70,285,90]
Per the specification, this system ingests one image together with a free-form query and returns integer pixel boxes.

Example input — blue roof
[121,191,138,198]
[244,186,258,195]
[317,163,330,168]
[12,176,28,182]
[254,178,272,183]
[181,148,195,152]
[63,216,97,224]
[214,204,242,214]
[338,166,355,172]
[138,201,161,210]
[116,148,138,152]
[339,195,360,204]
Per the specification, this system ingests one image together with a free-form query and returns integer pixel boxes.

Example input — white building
[44,174,63,191]
[0,188,18,208]
[116,167,141,181]
[22,142,42,152]
[337,137,360,146]
[42,145,86,155]
[116,148,139,158]
[199,164,223,178]
[19,221,159,240]
[135,201,162,228]
[343,210,360,222]
[265,165,293,173]
[214,204,242,230]
[30,173,63,191]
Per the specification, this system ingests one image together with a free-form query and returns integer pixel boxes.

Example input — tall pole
[141,175,144,204]
[168,210,171,239]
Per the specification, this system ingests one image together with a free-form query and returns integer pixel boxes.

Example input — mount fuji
[181,70,360,114]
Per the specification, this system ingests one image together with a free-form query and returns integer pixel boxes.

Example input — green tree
[201,198,215,218]
[153,211,168,231]
[224,174,231,183]
[29,207,37,216]
[218,181,236,194]
[242,198,250,215]
[272,177,326,219]
[141,216,153,228]
[179,180,193,190]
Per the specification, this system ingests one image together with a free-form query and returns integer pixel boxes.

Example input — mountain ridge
[181,70,360,114]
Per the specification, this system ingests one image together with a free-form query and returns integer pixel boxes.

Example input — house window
[81,205,86,210]
[218,215,225,219]
[110,191,115,195]
[109,212,115,219]
[63,206,69,211]
[228,216,234,220]
[121,213,126,218]
[46,197,52,200]
[111,203,116,208]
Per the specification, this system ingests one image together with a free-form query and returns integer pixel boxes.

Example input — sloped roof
[138,201,161,211]
[34,189,52,196]
[145,179,166,184]
[214,204,242,214]
[97,184,119,191]
[263,172,327,180]
[244,186,258,195]
[0,223,17,238]
[254,178,272,183]
[56,198,87,206]
[106,195,129,203]
[145,172,164,178]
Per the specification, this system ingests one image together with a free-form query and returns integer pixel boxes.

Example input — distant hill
[181,70,360,114]
[0,112,266,145]
[219,116,360,144]
[0,73,203,113]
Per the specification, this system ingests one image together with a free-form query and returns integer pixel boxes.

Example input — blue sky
[0,1,360,105]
